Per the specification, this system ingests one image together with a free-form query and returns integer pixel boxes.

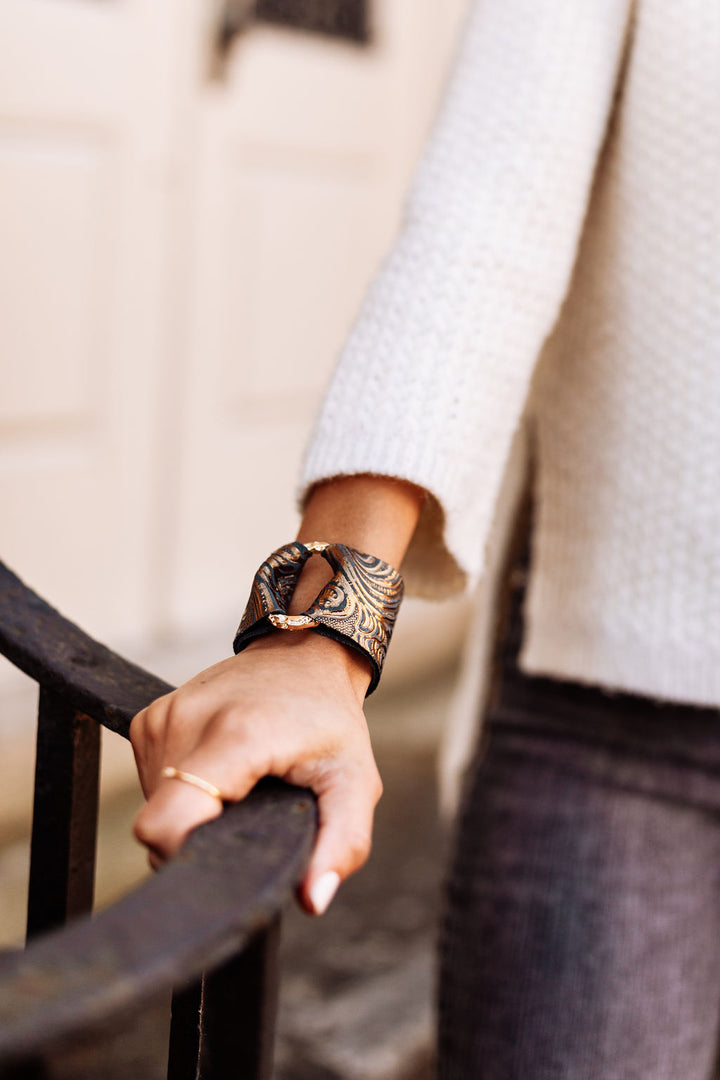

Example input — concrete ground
[276,736,449,1080]
[0,664,459,1079]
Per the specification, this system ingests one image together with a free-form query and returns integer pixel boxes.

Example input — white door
[0,0,183,649]
[0,0,468,668]
[166,0,468,641]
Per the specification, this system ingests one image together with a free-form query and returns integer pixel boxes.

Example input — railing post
[0,1059,49,1079]
[167,917,281,1080]
[26,687,100,939]
[199,917,281,1080]
[168,981,203,1080]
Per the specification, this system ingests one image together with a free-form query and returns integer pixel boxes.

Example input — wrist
[243,629,372,701]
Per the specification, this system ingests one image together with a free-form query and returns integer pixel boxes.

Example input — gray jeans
[438,666,720,1079]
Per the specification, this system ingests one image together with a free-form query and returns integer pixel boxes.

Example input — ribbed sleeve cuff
[298,443,473,600]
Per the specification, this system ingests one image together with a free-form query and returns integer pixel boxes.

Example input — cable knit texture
[299,0,720,707]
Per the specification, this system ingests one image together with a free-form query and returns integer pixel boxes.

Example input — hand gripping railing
[0,561,317,1079]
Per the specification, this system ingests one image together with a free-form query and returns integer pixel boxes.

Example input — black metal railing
[0,561,317,1079]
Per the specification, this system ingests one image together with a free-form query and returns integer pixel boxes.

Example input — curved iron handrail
[0,561,173,737]
[0,780,315,1063]
[0,561,317,1067]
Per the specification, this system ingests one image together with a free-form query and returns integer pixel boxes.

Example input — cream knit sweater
[299,0,720,708]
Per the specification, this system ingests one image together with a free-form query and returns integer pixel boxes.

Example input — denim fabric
[438,668,720,1079]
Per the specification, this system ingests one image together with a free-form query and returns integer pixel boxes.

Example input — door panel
[0,0,178,657]
[0,132,109,424]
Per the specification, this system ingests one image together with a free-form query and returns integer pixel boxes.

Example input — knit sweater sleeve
[297,0,633,598]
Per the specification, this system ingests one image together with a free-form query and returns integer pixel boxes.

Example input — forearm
[290,474,426,610]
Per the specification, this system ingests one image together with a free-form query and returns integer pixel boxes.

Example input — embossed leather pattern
[233,542,404,695]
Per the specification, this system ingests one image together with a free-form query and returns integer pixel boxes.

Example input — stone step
[277,946,434,1080]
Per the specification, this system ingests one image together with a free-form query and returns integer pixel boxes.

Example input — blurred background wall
[0,0,468,656]
[0,0,477,889]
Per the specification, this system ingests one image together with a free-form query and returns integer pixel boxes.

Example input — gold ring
[161,766,224,804]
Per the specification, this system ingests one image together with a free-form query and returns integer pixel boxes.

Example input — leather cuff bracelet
[232,541,404,695]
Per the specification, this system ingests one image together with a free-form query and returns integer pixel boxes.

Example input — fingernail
[309,871,340,915]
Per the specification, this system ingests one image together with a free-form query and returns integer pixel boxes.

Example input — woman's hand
[130,630,380,915]
[131,473,426,915]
